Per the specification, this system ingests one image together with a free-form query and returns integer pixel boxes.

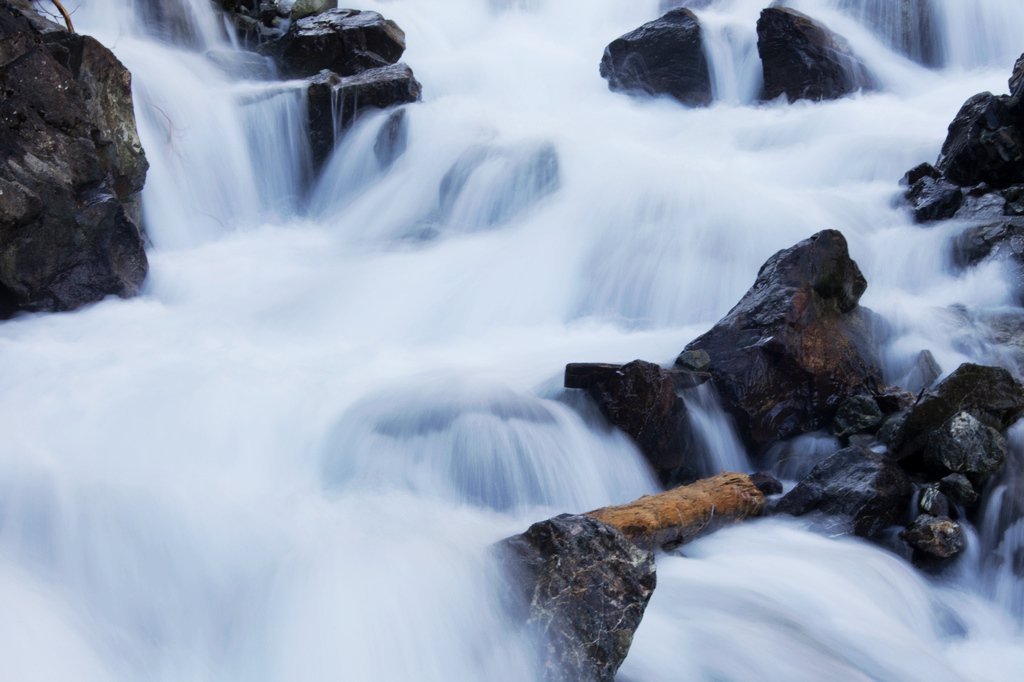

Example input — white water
[3,0,1024,679]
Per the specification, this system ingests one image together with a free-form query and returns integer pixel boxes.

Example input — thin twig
[49,0,74,33]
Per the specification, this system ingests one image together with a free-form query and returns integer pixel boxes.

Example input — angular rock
[918,484,949,517]
[899,349,942,395]
[900,514,966,559]
[1011,53,1024,100]
[939,473,979,508]
[291,0,334,21]
[924,411,1007,484]
[684,230,884,452]
[874,386,916,414]
[497,514,656,682]
[599,8,712,107]
[0,4,147,316]
[902,161,940,186]
[905,176,963,223]
[756,7,873,103]
[936,92,1024,189]
[674,349,711,373]
[952,218,1024,270]
[832,395,883,440]
[773,445,914,537]
[261,8,406,79]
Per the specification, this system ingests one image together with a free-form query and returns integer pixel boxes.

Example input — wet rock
[566,363,709,392]
[832,395,884,440]
[924,411,1008,484]
[890,363,1024,460]
[0,4,147,316]
[750,471,783,496]
[918,484,949,517]
[674,349,711,373]
[756,7,872,103]
[952,185,1006,221]
[874,386,917,414]
[836,0,943,67]
[899,350,942,395]
[373,107,408,170]
[599,8,712,107]
[901,514,966,559]
[291,0,334,21]
[684,230,884,452]
[261,8,406,79]
[877,410,907,449]
[773,445,914,537]
[937,92,1024,189]
[905,176,963,223]
[952,218,1024,270]
[497,514,656,682]
[939,473,980,508]
[902,161,940,186]
[1011,53,1024,99]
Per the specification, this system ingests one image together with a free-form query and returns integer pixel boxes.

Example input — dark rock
[953,185,1006,221]
[952,218,1024,270]
[1011,53,1024,100]
[497,514,656,682]
[902,161,940,186]
[685,230,884,452]
[599,9,712,107]
[305,64,421,171]
[837,0,943,67]
[939,473,979,508]
[901,514,966,559]
[918,484,949,517]
[261,9,406,79]
[890,363,1024,459]
[0,4,147,316]
[832,395,883,440]
[291,0,335,21]
[750,471,783,496]
[773,445,914,537]
[566,362,709,392]
[899,349,942,395]
[674,349,711,372]
[877,410,907,449]
[924,411,1008,484]
[756,7,873,103]
[373,107,407,170]
[874,386,917,414]
[905,176,963,223]
[1003,185,1024,216]
[937,92,1024,189]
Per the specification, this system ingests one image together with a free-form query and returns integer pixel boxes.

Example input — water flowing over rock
[497,514,656,682]
[772,445,914,537]
[756,7,873,103]
[0,2,147,316]
[836,0,943,67]
[599,8,712,107]
[684,230,884,453]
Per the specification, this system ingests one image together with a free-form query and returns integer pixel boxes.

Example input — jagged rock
[599,8,712,107]
[902,161,940,186]
[890,363,1024,460]
[261,9,406,79]
[305,64,421,171]
[291,0,334,21]
[924,411,1008,484]
[918,484,949,517]
[936,92,1024,189]
[952,218,1024,270]
[1011,53,1024,99]
[373,107,408,170]
[899,350,942,395]
[905,176,963,222]
[877,410,907,448]
[901,514,966,559]
[837,0,943,67]
[939,473,979,508]
[756,7,872,103]
[0,3,147,316]
[953,184,1006,221]
[497,514,656,682]
[832,395,883,440]
[773,445,913,537]
[674,349,711,372]
[874,386,917,414]
[684,230,884,452]
[750,471,783,496]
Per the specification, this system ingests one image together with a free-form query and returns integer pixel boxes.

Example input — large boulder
[756,7,873,103]
[261,8,406,79]
[772,445,914,537]
[684,230,884,453]
[0,3,147,317]
[936,92,1024,189]
[923,411,1008,484]
[599,8,712,107]
[900,514,966,560]
[497,514,656,682]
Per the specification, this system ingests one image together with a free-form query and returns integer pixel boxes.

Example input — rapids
[2,0,1024,679]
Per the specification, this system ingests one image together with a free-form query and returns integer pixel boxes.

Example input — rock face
[498,514,656,682]
[773,445,914,537]
[901,514,966,559]
[756,7,872,103]
[685,230,884,452]
[599,9,712,107]
[0,3,148,317]
[923,411,1008,484]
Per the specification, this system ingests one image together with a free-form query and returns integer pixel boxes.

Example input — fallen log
[585,471,765,551]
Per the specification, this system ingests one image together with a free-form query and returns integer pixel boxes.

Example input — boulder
[773,445,914,537]
[904,176,963,222]
[899,350,942,395]
[939,473,979,508]
[674,349,711,372]
[756,7,872,103]
[497,514,656,682]
[923,411,1008,484]
[832,395,883,440]
[261,8,406,79]
[900,514,966,559]
[936,92,1024,189]
[1011,53,1024,100]
[291,0,334,21]
[684,230,884,452]
[918,484,949,517]
[952,218,1024,270]
[599,8,712,107]
[0,3,147,317]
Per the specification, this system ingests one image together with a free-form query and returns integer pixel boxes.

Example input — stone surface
[261,8,406,79]
[936,92,1024,189]
[291,0,334,21]
[685,230,884,452]
[918,484,949,517]
[832,395,884,440]
[750,471,783,496]
[1011,53,1024,99]
[773,445,914,537]
[952,218,1024,270]
[902,161,940,186]
[905,176,963,222]
[899,349,942,395]
[901,514,966,559]
[599,8,712,107]
[674,349,711,372]
[924,411,1008,484]
[497,514,656,682]
[939,473,979,508]
[0,3,147,316]
[756,7,872,103]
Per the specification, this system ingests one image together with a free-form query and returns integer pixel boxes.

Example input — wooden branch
[585,472,764,551]
[49,0,73,33]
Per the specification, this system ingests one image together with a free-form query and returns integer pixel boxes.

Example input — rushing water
[3,0,1024,679]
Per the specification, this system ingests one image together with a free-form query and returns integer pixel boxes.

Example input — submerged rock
[684,230,884,452]
[773,445,913,537]
[756,7,872,103]
[901,514,966,559]
[599,8,712,107]
[497,514,656,682]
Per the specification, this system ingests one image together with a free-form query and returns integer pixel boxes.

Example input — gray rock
[290,0,334,21]
[899,350,942,395]
[918,484,949,517]
[924,411,1007,484]
[900,514,966,559]
[905,176,963,222]
[938,473,979,508]
[832,395,884,440]
[937,92,1024,189]
[674,349,711,372]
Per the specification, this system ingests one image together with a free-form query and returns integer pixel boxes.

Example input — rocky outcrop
[0,2,148,317]
[497,514,656,682]
[684,230,884,453]
[599,8,712,107]
[756,7,872,103]
[772,445,914,537]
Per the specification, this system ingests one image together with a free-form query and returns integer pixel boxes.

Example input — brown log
[585,472,764,552]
